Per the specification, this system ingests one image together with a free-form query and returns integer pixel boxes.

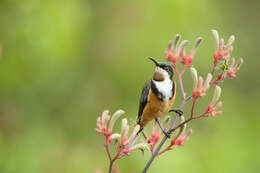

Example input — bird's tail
[127,127,143,148]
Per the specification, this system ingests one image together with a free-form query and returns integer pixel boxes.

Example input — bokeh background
[0,0,259,172]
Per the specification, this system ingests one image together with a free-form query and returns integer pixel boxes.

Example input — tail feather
[127,128,143,148]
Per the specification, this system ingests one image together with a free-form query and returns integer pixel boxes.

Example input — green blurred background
[0,0,259,172]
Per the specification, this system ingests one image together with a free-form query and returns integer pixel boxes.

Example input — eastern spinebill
[136,57,182,137]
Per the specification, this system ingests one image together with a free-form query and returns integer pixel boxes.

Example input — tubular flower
[107,133,121,143]
[96,109,124,137]
[165,34,182,65]
[180,37,203,66]
[226,57,243,79]
[119,120,149,154]
[206,85,223,116]
[174,128,193,146]
[212,29,235,64]
[118,118,141,147]
[168,117,191,148]
[122,142,150,154]
[149,122,162,144]
[190,67,212,99]
[96,110,111,136]
[147,122,162,152]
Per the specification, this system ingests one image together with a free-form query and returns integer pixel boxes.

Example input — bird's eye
[164,67,169,71]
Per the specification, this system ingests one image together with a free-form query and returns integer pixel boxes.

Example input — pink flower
[226,57,243,79]
[96,110,111,136]
[119,119,149,154]
[167,116,192,148]
[96,109,125,137]
[122,143,150,154]
[206,86,223,116]
[150,122,161,144]
[212,30,235,64]
[174,128,192,146]
[165,34,182,65]
[190,67,212,99]
[147,122,162,152]
[206,101,223,116]
[180,37,203,66]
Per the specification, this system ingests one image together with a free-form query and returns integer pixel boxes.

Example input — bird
[136,57,182,137]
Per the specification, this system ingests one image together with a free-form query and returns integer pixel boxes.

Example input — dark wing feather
[137,80,151,124]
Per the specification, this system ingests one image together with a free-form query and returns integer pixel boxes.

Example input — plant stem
[108,148,122,173]
[178,66,188,99]
[105,138,112,161]
[170,112,207,133]
[142,96,191,173]
[190,98,197,118]
[109,160,114,173]
[178,75,186,99]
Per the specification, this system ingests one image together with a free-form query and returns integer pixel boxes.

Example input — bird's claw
[169,109,183,116]
[163,130,171,138]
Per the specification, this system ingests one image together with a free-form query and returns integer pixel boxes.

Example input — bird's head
[148,57,174,81]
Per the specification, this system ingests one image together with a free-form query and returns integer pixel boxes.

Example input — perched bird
[136,57,182,137]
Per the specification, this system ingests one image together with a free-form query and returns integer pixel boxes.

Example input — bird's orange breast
[140,88,176,128]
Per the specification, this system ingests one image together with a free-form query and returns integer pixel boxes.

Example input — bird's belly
[140,91,174,127]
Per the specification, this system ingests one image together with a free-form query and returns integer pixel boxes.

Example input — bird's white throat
[152,67,173,99]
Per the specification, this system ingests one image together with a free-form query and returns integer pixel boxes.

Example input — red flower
[165,34,183,66]
[180,37,203,66]
[212,30,235,64]
[226,57,243,79]
[205,86,223,116]
[190,67,212,99]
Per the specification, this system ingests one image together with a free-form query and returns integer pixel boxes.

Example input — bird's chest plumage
[152,78,173,99]
[139,80,176,127]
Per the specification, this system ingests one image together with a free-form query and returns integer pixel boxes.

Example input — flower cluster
[190,66,223,117]
[96,110,124,137]
[165,34,203,70]
[147,122,162,153]
[119,118,149,154]
[170,116,192,147]
[212,30,235,64]
[96,110,149,166]
[211,30,243,83]
[190,67,212,99]
[205,86,223,116]
[226,57,243,79]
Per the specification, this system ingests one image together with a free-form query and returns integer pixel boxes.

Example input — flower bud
[108,109,125,132]
[108,133,121,143]
[211,30,220,51]
[190,67,198,89]
[121,118,128,135]
[210,85,221,105]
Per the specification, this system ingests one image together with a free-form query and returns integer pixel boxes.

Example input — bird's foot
[162,130,171,138]
[169,109,183,116]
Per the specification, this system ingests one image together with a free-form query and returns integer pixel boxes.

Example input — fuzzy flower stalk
[96,110,149,173]
[210,57,244,84]
[190,67,212,99]
[211,30,235,74]
[205,85,223,116]
[165,35,203,99]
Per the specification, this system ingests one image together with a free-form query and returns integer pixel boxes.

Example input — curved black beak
[148,57,159,66]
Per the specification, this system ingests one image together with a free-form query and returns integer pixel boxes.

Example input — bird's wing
[137,80,151,123]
